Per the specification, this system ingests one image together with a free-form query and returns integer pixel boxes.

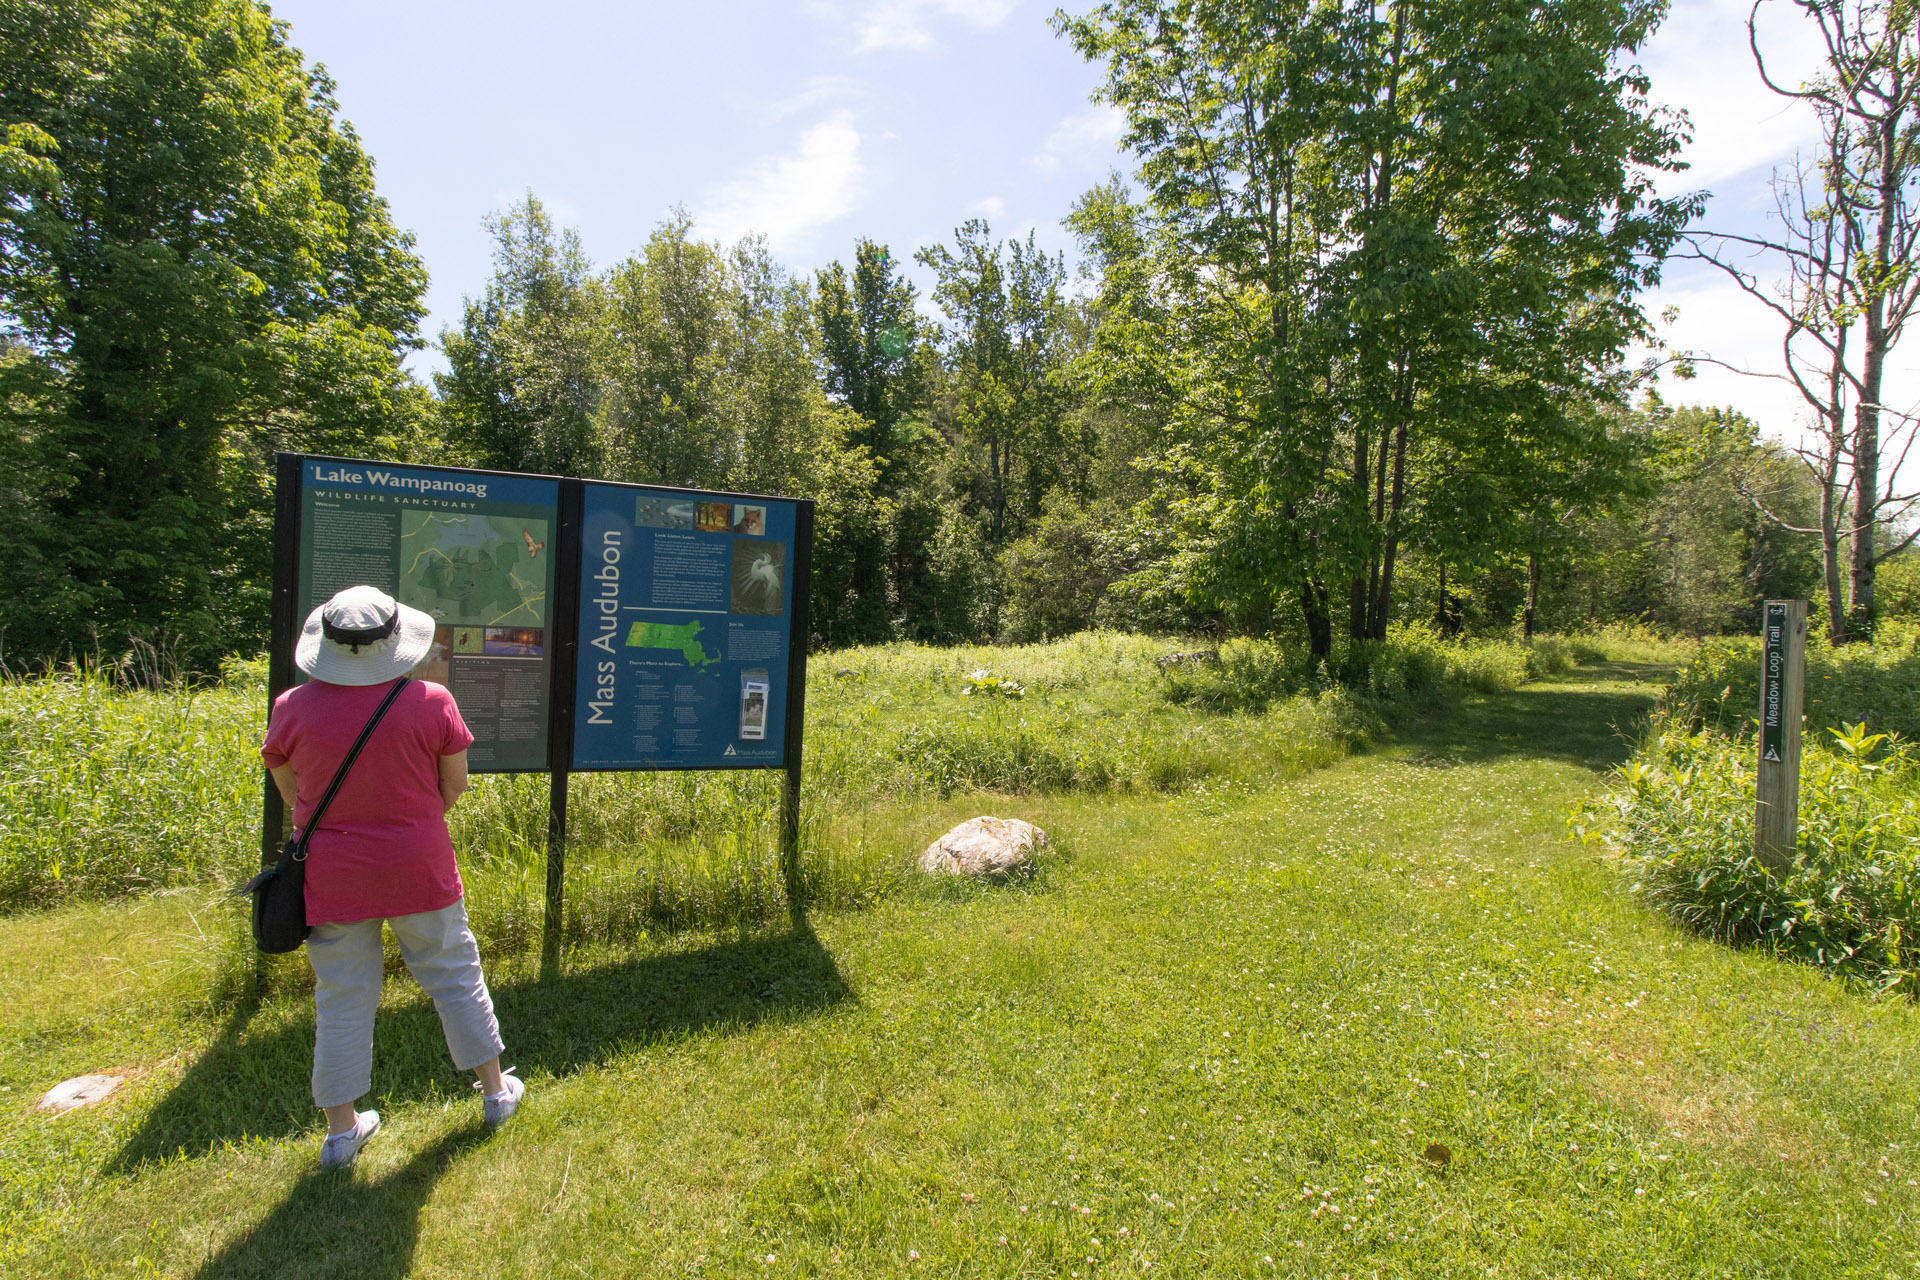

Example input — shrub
[1876,553,1920,623]
[1665,627,1920,739]
[998,498,1125,644]
[1576,721,1920,993]
[1160,637,1314,712]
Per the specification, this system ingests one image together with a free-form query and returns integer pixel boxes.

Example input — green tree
[1000,495,1130,642]
[0,0,428,666]
[793,395,898,648]
[918,220,1084,547]
[596,212,747,490]
[438,195,605,478]
[1557,402,1823,635]
[813,240,943,644]
[1059,0,1695,658]
[814,239,927,485]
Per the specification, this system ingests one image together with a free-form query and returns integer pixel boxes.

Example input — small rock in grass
[37,1074,124,1113]
[919,816,1048,878]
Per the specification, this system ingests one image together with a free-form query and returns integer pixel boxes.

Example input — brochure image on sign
[740,671,769,740]
[399,511,548,625]
[731,541,785,615]
[414,626,454,686]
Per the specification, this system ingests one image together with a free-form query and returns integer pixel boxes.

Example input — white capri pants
[305,899,505,1109]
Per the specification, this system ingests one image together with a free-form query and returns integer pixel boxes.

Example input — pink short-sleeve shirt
[260,678,475,925]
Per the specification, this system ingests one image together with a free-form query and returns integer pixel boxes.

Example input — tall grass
[4,629,1587,948]
[1563,619,1692,666]
[0,663,262,905]
[1159,623,1577,712]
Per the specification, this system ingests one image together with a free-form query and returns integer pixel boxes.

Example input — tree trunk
[1847,139,1896,640]
[1523,551,1539,640]
[1369,387,1410,642]
[1435,563,1460,637]
[1349,425,1371,641]
[1301,575,1333,661]
[1821,459,1848,646]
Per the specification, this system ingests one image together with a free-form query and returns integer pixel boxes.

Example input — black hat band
[322,610,398,654]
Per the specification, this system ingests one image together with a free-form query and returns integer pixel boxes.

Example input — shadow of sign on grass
[111,921,851,1172]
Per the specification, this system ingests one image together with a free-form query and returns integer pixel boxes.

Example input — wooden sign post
[1755,599,1807,873]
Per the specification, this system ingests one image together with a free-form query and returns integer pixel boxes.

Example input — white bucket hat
[295,585,437,686]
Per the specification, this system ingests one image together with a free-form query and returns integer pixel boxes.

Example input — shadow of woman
[112,918,851,1172]
[191,1126,487,1280]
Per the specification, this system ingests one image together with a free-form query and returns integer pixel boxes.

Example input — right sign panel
[571,482,799,770]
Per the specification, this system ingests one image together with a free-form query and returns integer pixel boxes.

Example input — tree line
[2,0,1912,673]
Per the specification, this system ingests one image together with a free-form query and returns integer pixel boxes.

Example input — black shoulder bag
[243,678,411,953]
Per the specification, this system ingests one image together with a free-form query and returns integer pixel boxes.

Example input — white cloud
[1643,272,1920,470]
[697,112,864,250]
[967,195,1007,219]
[725,76,865,126]
[1645,275,1812,436]
[809,0,1017,54]
[1025,104,1126,176]
[1637,0,1825,199]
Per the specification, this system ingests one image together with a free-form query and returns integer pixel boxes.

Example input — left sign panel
[294,458,561,771]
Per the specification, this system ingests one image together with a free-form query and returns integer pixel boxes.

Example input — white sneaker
[319,1110,380,1168]
[481,1070,524,1130]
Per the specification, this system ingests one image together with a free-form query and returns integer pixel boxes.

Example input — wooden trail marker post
[1755,599,1807,873]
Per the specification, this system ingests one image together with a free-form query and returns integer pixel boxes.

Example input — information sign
[571,482,802,770]
[291,456,561,771]
[267,454,814,971]
[1761,600,1788,764]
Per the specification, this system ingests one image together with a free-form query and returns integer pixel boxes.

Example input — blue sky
[272,1,1118,357]
[271,0,1913,451]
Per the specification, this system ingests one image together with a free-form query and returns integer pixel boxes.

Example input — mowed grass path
[4,662,1918,1278]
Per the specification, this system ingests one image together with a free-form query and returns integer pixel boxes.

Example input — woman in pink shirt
[262,585,526,1168]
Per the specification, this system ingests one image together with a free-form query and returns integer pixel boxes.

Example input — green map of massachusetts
[400,512,547,626]
[626,619,718,670]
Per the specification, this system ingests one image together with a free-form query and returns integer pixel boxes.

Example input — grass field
[5,651,1918,1277]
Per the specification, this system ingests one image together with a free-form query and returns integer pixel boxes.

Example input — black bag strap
[289,677,411,863]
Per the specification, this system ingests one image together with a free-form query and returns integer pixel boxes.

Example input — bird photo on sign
[730,541,786,615]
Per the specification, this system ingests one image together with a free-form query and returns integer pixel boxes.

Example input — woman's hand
[438,750,470,813]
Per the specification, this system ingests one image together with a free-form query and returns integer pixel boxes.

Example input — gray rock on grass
[37,1074,124,1113]
[919,816,1048,878]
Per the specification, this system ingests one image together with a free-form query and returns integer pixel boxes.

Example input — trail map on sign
[400,511,548,625]
[625,619,719,670]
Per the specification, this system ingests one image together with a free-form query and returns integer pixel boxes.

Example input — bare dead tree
[1680,0,1919,644]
